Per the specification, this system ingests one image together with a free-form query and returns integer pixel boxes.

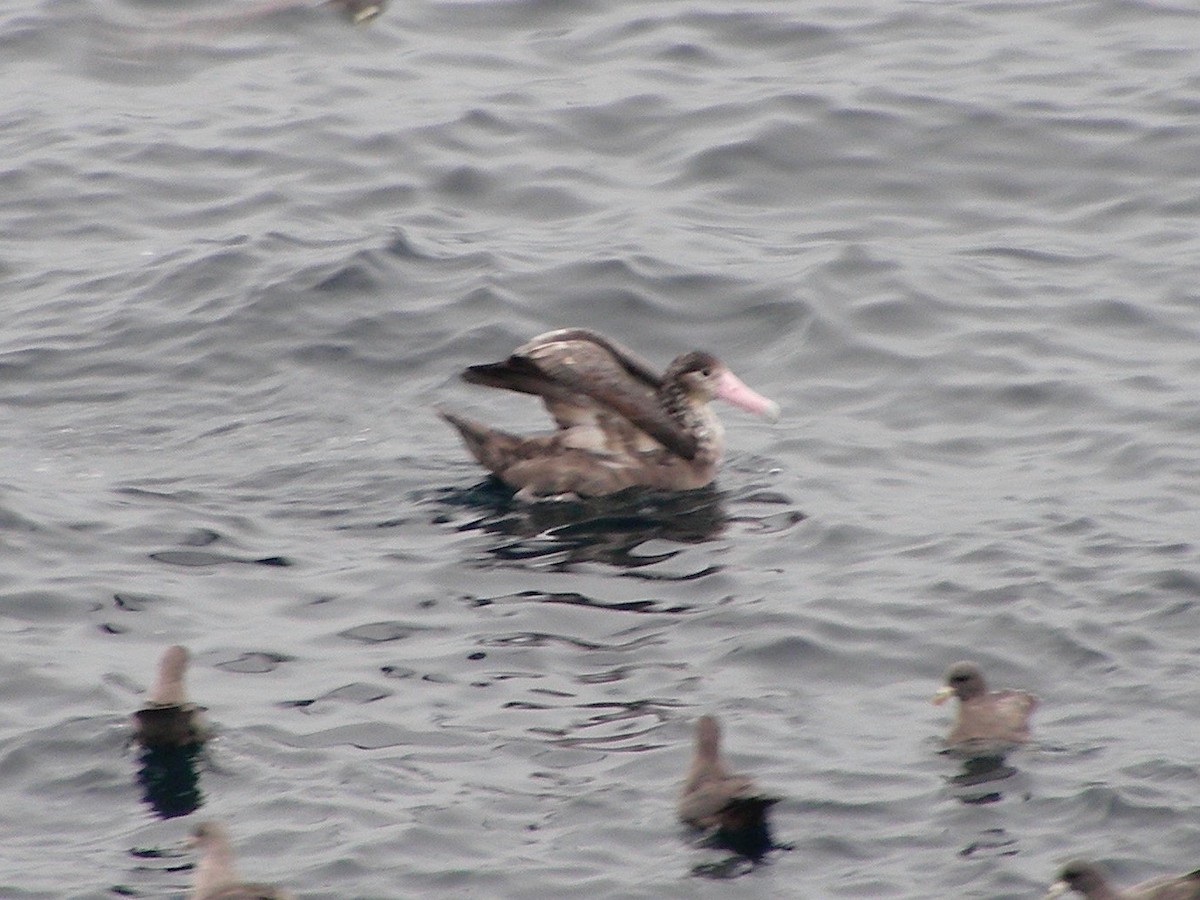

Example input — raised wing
[462,329,699,459]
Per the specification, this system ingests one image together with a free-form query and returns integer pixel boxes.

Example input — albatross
[439,328,779,499]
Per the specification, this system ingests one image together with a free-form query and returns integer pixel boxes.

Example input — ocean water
[2,0,1199,897]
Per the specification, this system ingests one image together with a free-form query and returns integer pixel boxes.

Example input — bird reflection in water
[436,478,731,572]
[136,743,205,819]
[943,748,1023,805]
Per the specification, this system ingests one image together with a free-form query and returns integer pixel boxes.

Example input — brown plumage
[440,328,779,499]
[133,645,208,748]
[679,715,779,860]
[1045,860,1200,900]
[190,822,293,900]
[932,661,1038,751]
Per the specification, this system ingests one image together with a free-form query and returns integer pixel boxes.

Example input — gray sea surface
[2,0,1199,897]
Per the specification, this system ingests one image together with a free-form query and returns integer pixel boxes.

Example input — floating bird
[133,645,207,748]
[1045,859,1200,899]
[440,328,779,499]
[190,821,293,900]
[678,714,779,861]
[932,661,1038,752]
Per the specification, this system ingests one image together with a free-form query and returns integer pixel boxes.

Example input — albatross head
[670,352,780,421]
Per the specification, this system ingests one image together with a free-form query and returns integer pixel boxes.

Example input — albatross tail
[437,408,524,474]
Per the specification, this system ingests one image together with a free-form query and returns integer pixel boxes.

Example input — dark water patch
[467,590,694,616]
[448,289,523,331]
[290,318,494,377]
[301,242,443,297]
[383,228,437,261]
[477,632,664,653]
[1058,783,1187,829]
[0,717,131,805]
[113,482,202,504]
[0,590,85,624]
[728,509,806,535]
[288,723,423,751]
[115,485,207,504]
[957,826,1019,856]
[558,93,677,155]
[619,564,723,583]
[135,244,261,305]
[124,841,191,879]
[179,527,219,546]
[524,699,681,752]
[965,244,1103,266]
[822,243,904,280]
[684,10,844,55]
[575,662,687,685]
[718,483,789,506]
[939,378,1098,417]
[150,549,292,567]
[276,721,471,752]
[469,669,543,689]
[213,651,292,674]
[430,163,595,220]
[1118,757,1200,784]
[1063,297,1167,330]
[509,183,597,219]
[380,665,418,680]
[127,845,187,863]
[282,682,392,708]
[312,260,379,293]
[1149,569,1200,598]
[681,127,816,186]
[102,668,146,701]
[146,528,291,567]
[507,257,663,313]
[337,621,434,643]
[450,106,527,140]
[723,633,837,671]
[0,503,41,532]
[0,18,50,59]
[849,293,951,338]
